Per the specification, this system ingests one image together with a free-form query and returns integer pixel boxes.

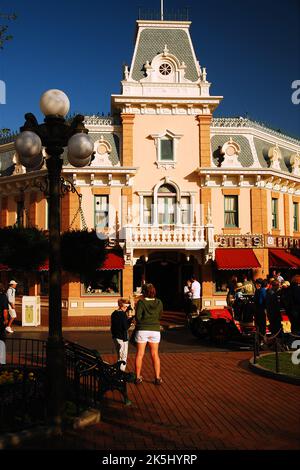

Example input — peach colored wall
[132,114,200,213]
[211,188,251,234]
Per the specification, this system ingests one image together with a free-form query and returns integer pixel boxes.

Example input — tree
[0,12,17,49]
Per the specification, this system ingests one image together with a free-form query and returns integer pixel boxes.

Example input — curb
[13,324,184,333]
[249,354,300,386]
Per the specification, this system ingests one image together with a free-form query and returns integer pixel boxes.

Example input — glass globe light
[40,89,70,117]
[19,153,44,169]
[67,133,94,167]
[15,131,42,163]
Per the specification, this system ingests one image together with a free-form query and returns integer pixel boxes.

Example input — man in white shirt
[191,275,201,315]
[6,280,17,334]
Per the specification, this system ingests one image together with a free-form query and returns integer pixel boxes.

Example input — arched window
[157,183,177,225]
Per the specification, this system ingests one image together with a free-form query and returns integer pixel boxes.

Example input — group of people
[110,283,163,385]
[228,271,300,337]
[0,280,18,337]
[183,275,201,316]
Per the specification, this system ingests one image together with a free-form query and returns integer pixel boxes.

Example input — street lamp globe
[40,89,70,117]
[67,133,94,167]
[15,131,43,167]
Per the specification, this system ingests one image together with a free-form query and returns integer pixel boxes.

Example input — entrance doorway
[133,252,198,311]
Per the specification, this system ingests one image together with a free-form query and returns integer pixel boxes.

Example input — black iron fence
[138,7,189,21]
[0,338,134,432]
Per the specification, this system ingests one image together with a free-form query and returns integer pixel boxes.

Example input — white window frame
[150,130,183,169]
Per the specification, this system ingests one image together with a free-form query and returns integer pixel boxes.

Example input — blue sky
[0,0,299,137]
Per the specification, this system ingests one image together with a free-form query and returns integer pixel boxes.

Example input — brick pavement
[14,310,185,330]
[21,351,300,450]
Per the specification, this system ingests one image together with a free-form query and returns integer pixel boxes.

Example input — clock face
[226,145,236,156]
[159,63,172,76]
[97,143,107,155]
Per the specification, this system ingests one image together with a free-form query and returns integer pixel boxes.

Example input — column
[197,114,212,168]
[121,113,135,167]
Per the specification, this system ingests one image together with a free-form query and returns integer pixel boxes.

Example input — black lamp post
[15,89,94,428]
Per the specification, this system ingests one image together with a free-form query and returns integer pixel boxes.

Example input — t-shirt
[191,281,201,299]
[7,287,15,306]
[0,293,9,336]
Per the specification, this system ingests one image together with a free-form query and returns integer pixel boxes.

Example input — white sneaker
[5,326,13,334]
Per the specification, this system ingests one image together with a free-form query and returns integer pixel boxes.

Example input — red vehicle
[190,295,291,346]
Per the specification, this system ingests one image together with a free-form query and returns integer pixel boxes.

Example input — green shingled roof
[0,150,15,176]
[253,137,292,174]
[132,28,198,82]
[62,132,120,167]
[211,135,254,168]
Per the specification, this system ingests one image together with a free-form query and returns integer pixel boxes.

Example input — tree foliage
[0,12,17,49]
[61,229,107,277]
[0,227,49,271]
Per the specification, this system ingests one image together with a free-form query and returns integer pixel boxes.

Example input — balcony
[125,225,207,250]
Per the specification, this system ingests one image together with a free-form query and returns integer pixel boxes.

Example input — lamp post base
[46,336,66,429]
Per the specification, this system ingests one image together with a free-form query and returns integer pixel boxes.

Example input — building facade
[1,18,300,315]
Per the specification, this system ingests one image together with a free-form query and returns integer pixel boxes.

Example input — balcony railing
[125,225,206,250]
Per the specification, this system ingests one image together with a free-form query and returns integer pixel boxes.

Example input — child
[111,298,134,371]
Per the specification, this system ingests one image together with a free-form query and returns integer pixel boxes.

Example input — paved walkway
[21,351,300,450]
[14,311,186,331]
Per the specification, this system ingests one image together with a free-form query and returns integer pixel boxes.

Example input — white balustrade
[125,225,207,250]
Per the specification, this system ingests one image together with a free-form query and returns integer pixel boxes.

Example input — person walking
[290,275,300,334]
[0,283,9,365]
[134,283,163,385]
[6,280,17,334]
[184,279,193,323]
[110,298,134,371]
[190,275,201,315]
[253,278,267,339]
[266,280,282,336]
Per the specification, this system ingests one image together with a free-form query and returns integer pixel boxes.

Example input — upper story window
[16,199,24,228]
[143,196,152,225]
[160,137,173,161]
[95,195,109,229]
[224,195,238,227]
[293,202,299,232]
[181,196,191,225]
[150,130,183,169]
[271,198,278,229]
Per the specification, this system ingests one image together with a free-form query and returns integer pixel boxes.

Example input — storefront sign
[215,235,263,248]
[215,234,300,249]
[265,236,300,249]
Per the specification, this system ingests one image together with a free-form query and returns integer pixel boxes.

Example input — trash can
[22,296,41,327]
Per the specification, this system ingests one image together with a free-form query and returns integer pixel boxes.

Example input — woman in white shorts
[134,283,163,385]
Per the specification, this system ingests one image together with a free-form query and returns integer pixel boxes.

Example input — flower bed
[0,366,46,433]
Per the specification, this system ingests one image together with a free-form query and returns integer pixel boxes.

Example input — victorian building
[0,17,300,316]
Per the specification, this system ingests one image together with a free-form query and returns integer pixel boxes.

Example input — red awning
[215,248,261,270]
[269,249,300,269]
[0,264,10,271]
[98,252,124,271]
[38,260,49,272]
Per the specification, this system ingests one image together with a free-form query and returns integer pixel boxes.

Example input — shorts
[135,330,161,344]
[9,308,17,319]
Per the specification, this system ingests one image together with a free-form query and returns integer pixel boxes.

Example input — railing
[125,225,206,250]
[5,337,47,368]
[138,7,190,21]
[0,338,47,432]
